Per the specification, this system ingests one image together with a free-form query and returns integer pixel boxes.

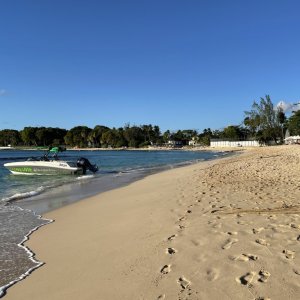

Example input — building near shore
[284,136,300,144]
[210,139,260,147]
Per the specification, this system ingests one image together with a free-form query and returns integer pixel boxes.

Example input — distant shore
[3,145,242,152]
[67,146,243,152]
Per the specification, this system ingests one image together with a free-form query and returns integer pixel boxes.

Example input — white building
[284,136,300,144]
[188,137,199,146]
[210,140,260,147]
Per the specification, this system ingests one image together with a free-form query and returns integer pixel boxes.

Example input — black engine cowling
[77,157,98,174]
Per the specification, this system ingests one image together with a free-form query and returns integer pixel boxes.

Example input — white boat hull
[4,161,84,175]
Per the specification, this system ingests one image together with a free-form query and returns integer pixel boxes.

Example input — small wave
[2,187,47,203]
[100,170,119,174]
[76,175,95,180]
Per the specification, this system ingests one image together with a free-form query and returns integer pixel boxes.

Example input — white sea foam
[2,186,46,203]
[76,174,95,180]
[0,206,53,298]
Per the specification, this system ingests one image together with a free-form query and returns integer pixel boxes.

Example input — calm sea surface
[0,149,227,297]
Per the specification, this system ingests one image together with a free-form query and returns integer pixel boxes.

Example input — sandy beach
[4,145,300,300]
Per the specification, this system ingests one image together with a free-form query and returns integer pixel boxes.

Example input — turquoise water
[0,149,226,298]
[0,149,221,203]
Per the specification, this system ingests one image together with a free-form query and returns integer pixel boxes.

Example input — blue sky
[1,0,300,132]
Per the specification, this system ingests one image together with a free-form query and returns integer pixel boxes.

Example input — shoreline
[2,151,234,299]
[5,145,300,299]
[0,208,52,298]
[0,149,232,297]
[8,149,232,215]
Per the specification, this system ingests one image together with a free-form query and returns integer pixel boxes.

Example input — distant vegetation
[0,95,298,148]
[0,125,215,148]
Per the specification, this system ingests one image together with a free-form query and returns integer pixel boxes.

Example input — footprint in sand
[237,270,271,285]
[213,223,222,229]
[160,265,171,274]
[227,231,238,236]
[255,238,270,246]
[236,271,256,285]
[206,268,219,281]
[252,227,264,234]
[231,253,259,262]
[290,223,300,229]
[293,269,300,275]
[258,270,271,283]
[178,216,186,222]
[283,249,295,259]
[177,277,191,290]
[167,234,177,241]
[237,220,246,225]
[222,238,238,250]
[166,247,177,255]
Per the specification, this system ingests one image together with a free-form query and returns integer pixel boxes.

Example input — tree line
[1,95,299,148]
[0,124,215,148]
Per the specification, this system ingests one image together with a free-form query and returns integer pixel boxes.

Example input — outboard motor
[77,157,98,174]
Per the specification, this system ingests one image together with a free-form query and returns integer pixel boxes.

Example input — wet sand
[5,145,300,299]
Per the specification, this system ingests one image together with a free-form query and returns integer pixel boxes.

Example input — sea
[0,149,228,297]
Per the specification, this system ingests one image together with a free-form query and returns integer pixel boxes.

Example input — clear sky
[1,0,300,132]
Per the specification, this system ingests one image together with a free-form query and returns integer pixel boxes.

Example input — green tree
[222,125,241,139]
[0,129,21,146]
[276,107,286,141]
[162,130,171,144]
[123,125,144,148]
[198,128,214,146]
[88,125,110,147]
[20,127,38,146]
[64,126,92,147]
[287,110,300,135]
[244,95,281,143]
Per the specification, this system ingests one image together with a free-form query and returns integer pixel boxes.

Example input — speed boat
[4,147,98,175]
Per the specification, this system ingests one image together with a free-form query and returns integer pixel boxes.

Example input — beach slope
[5,146,300,299]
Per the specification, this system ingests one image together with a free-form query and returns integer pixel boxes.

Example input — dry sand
[5,145,300,300]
